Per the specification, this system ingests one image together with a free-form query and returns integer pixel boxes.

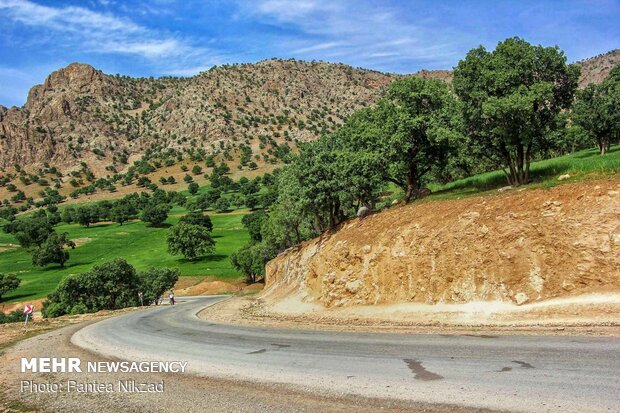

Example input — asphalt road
[71,296,620,413]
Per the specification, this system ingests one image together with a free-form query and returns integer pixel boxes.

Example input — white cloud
[0,0,200,59]
[240,0,467,70]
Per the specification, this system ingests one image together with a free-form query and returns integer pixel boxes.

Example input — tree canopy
[453,37,580,185]
[167,222,216,261]
[573,66,620,154]
[0,274,20,301]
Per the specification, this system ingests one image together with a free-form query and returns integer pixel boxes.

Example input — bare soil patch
[70,237,92,247]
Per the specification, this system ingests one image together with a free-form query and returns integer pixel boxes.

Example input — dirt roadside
[198,296,620,336]
[0,317,500,413]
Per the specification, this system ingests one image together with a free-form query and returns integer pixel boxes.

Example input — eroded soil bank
[255,178,620,327]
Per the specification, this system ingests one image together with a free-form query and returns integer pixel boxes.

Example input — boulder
[356,206,371,218]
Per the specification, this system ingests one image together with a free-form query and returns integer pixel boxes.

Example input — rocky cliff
[262,179,620,307]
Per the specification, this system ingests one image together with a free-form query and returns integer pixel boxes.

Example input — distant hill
[0,60,396,171]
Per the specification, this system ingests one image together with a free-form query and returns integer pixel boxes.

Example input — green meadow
[0,211,249,303]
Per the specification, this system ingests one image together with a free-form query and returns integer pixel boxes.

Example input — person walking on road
[169,290,175,305]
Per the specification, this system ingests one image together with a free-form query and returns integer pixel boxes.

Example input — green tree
[188,182,199,195]
[241,211,267,243]
[76,206,98,227]
[192,165,203,175]
[329,109,387,207]
[110,201,136,226]
[203,188,221,205]
[573,66,620,154]
[230,243,268,283]
[11,217,53,248]
[260,169,316,255]
[453,37,580,185]
[141,204,169,227]
[245,194,259,210]
[0,273,20,301]
[137,267,179,305]
[229,193,245,209]
[32,232,75,268]
[179,211,213,232]
[42,259,142,317]
[216,162,230,175]
[214,197,230,212]
[205,156,215,167]
[167,223,216,261]
[377,77,461,201]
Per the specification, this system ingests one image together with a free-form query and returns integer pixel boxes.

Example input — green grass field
[0,211,249,303]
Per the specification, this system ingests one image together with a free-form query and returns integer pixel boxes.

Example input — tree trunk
[504,144,530,186]
[524,143,532,184]
[403,179,418,203]
[402,159,419,203]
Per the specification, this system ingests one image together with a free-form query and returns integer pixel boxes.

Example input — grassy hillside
[428,145,620,200]
[0,211,249,303]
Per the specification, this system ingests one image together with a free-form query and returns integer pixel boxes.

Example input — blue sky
[0,0,618,107]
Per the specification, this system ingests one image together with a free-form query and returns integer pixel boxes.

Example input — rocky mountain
[575,49,620,88]
[0,60,397,172]
[0,50,618,174]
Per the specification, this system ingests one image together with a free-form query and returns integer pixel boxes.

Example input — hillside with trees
[228,38,620,283]
[0,51,617,212]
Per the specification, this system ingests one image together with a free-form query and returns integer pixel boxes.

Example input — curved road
[71,296,620,412]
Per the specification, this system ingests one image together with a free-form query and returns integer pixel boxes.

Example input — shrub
[0,273,20,301]
[41,259,178,317]
[0,309,26,324]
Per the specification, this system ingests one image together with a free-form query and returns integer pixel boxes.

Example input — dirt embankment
[261,179,620,316]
